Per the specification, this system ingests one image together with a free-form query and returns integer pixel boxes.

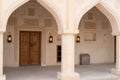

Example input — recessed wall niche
[28,8,35,16]
[84,32,96,41]
[88,13,93,20]
[84,22,96,29]
[23,18,39,26]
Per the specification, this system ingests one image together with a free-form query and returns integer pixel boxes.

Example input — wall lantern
[7,33,12,43]
[76,35,80,43]
[49,33,53,43]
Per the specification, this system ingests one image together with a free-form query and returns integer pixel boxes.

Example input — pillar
[111,35,120,75]
[0,32,6,80]
[57,33,80,80]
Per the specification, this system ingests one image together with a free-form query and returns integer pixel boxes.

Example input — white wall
[3,1,115,67]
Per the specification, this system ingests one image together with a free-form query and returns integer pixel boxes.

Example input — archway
[75,2,120,35]
[76,7,115,65]
[1,0,62,33]
[3,1,61,80]
[75,2,119,79]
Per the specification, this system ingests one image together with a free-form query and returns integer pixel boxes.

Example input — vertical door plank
[30,32,41,65]
[20,32,30,65]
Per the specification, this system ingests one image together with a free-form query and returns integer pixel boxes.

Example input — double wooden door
[20,31,41,65]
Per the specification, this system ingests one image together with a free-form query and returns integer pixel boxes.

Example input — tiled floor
[4,64,120,80]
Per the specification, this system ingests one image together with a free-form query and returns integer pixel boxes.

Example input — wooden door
[30,32,41,64]
[20,32,30,65]
[20,31,41,65]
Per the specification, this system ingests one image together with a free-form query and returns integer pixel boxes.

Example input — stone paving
[4,64,120,80]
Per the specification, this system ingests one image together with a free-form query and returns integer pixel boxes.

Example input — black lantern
[7,33,12,43]
[76,35,80,43]
[49,35,53,43]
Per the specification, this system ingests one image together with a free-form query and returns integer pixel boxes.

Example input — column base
[0,74,6,80]
[57,72,80,80]
[111,68,120,76]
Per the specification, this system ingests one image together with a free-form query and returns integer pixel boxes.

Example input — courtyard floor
[4,64,120,80]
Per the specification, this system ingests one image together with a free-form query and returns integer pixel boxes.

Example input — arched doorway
[75,1,120,78]
[76,7,115,65]
[1,0,62,33]
[3,1,61,80]
[75,5,119,80]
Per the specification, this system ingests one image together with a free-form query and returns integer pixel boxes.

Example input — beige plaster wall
[75,7,114,64]
[3,1,114,67]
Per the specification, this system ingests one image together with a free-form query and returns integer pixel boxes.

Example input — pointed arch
[1,0,63,33]
[75,0,120,35]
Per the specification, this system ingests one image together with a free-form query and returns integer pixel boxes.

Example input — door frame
[19,31,42,66]
[114,36,116,63]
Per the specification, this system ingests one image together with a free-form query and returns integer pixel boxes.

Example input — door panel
[20,32,30,65]
[30,32,40,64]
[20,31,41,65]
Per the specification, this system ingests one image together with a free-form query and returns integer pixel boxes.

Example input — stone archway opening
[3,1,61,80]
[75,7,117,79]
[2,0,62,34]
[75,3,120,36]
